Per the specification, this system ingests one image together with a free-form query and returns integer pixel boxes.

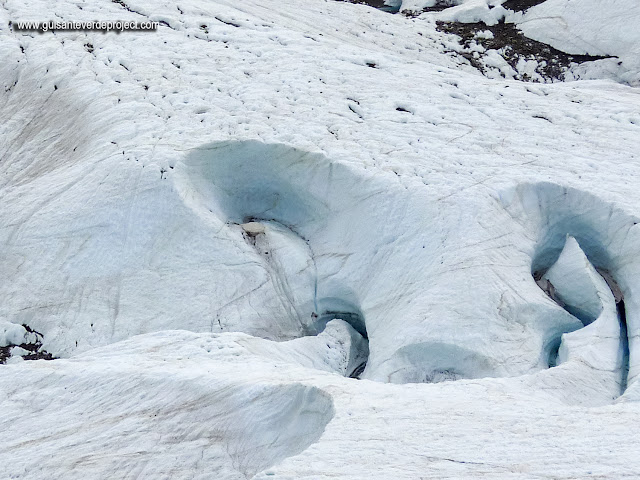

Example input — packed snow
[1,0,640,478]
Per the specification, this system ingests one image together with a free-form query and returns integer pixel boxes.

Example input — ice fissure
[0,323,55,364]
[618,299,630,394]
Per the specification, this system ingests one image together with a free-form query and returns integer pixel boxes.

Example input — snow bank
[0,331,335,479]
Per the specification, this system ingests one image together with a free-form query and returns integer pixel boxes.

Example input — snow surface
[1,0,640,478]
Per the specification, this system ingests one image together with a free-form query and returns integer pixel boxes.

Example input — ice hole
[546,335,562,368]
[313,298,367,339]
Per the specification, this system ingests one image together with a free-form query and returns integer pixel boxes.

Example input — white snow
[8,345,30,357]
[437,0,508,24]
[1,0,640,477]
[0,320,29,347]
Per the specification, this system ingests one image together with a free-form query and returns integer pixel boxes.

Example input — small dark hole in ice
[547,336,562,368]
[349,361,367,379]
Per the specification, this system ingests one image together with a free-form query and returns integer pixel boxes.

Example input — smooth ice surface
[542,235,608,325]
[1,0,640,477]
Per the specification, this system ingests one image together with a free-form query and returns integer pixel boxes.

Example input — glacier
[1,0,640,478]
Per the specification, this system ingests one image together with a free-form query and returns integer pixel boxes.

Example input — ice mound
[0,331,335,479]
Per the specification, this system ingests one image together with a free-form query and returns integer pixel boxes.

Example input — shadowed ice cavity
[381,342,495,384]
[502,182,639,397]
[178,141,628,386]
[177,140,387,378]
[179,140,514,384]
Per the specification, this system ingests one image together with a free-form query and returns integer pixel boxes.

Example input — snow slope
[3,330,640,479]
[1,0,640,478]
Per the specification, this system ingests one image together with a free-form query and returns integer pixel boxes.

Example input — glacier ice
[1,0,640,477]
[538,235,628,397]
[503,182,640,389]
[0,332,335,479]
